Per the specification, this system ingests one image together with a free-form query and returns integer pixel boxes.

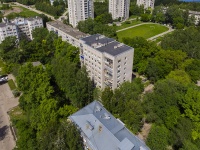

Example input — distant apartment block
[109,0,130,20]
[0,22,18,43]
[69,100,150,150]
[46,21,87,47]
[50,0,54,5]
[68,0,94,27]
[189,10,200,25]
[0,16,43,42]
[137,0,155,9]
[80,34,133,89]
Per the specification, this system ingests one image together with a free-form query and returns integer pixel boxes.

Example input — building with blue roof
[69,100,150,150]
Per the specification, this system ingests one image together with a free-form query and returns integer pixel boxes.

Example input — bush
[12,89,21,97]
[124,21,131,24]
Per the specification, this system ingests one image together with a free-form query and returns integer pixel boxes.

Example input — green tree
[146,125,169,150]
[166,70,191,86]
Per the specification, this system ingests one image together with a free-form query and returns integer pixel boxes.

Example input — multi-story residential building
[10,16,43,40]
[80,34,133,89]
[1,16,43,41]
[137,0,155,9]
[69,100,150,150]
[189,10,200,25]
[46,21,87,47]
[0,22,18,43]
[109,0,130,20]
[68,0,94,28]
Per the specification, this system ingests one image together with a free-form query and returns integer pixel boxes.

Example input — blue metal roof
[69,101,150,150]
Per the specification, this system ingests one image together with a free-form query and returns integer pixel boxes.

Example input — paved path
[13,2,55,20]
[147,27,174,41]
[58,9,68,21]
[0,76,19,150]
[116,22,157,32]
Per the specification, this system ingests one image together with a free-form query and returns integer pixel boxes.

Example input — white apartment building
[137,0,155,9]
[80,34,134,89]
[10,16,43,40]
[46,21,87,47]
[109,0,130,20]
[189,11,200,25]
[68,0,94,28]
[0,23,18,43]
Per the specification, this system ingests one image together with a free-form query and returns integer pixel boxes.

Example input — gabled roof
[69,100,150,150]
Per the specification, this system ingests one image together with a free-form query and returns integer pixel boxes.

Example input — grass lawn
[9,106,24,121]
[8,79,17,90]
[6,6,39,19]
[116,20,142,31]
[117,23,169,42]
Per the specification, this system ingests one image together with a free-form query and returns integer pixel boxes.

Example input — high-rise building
[137,0,155,9]
[109,0,130,20]
[80,34,134,90]
[68,0,94,28]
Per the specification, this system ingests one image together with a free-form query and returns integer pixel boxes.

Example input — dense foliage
[77,18,117,38]
[94,1,108,17]
[35,1,65,17]
[144,79,200,149]
[0,28,96,149]
[161,27,200,59]
[101,78,144,133]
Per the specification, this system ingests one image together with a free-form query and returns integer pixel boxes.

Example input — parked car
[0,75,8,83]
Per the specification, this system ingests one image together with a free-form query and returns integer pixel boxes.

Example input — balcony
[104,66,113,74]
[104,80,112,87]
[105,73,112,80]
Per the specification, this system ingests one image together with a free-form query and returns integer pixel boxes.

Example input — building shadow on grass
[0,125,9,141]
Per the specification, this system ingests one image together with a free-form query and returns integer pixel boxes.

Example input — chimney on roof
[99,125,102,132]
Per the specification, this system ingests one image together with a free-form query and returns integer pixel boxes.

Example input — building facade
[68,0,94,28]
[10,16,43,40]
[136,0,155,9]
[80,34,133,90]
[0,23,18,43]
[109,0,130,20]
[46,21,87,47]
[189,10,200,25]
[46,21,134,90]
[0,16,43,42]
[69,101,150,150]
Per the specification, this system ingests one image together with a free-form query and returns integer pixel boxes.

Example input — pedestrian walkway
[147,27,174,41]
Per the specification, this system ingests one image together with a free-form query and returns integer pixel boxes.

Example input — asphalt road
[14,2,68,22]
[0,76,19,150]
[14,2,56,20]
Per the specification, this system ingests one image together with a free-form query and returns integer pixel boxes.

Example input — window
[118,60,121,63]
[124,62,127,65]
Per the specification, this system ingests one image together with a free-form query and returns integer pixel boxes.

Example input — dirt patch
[137,123,152,141]
[3,7,22,16]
